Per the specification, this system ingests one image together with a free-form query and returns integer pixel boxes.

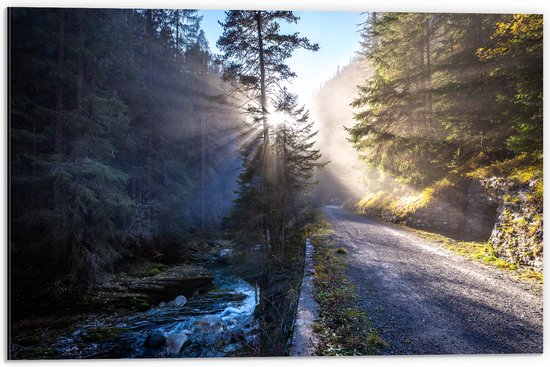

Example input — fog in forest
[311,60,411,206]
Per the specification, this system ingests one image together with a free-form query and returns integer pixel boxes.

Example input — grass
[408,227,543,284]
[355,177,458,219]
[367,331,388,349]
[309,217,385,356]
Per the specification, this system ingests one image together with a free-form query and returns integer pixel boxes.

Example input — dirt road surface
[323,205,543,354]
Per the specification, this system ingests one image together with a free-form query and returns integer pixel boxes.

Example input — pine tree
[350,13,451,186]
[272,90,325,255]
[349,13,526,186]
[217,11,319,249]
[9,8,243,297]
[477,14,543,159]
[10,8,136,286]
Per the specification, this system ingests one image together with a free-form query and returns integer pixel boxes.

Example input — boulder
[191,315,226,345]
[165,333,191,355]
[174,295,187,307]
[193,315,224,332]
[158,301,166,308]
[143,331,166,349]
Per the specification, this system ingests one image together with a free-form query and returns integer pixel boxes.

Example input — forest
[10,8,243,311]
[349,13,542,186]
[8,8,543,360]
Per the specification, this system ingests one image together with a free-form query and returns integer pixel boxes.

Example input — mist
[311,59,404,206]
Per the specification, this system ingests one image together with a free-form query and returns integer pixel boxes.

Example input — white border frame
[2,1,547,367]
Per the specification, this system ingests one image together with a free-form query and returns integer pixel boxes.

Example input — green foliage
[477,15,543,157]
[219,11,322,254]
[311,223,383,355]
[9,8,241,301]
[350,13,542,186]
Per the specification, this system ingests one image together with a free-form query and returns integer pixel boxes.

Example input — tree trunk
[76,19,84,113]
[425,16,433,141]
[146,9,154,91]
[256,11,268,144]
[281,126,287,256]
[256,11,271,248]
[201,109,206,232]
[175,10,180,62]
[55,9,65,156]
[145,9,154,227]
[476,14,486,152]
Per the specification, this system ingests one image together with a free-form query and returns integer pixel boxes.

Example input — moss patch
[131,263,169,277]
[311,219,384,356]
[81,326,129,342]
[367,331,388,348]
[409,228,543,284]
[15,347,60,359]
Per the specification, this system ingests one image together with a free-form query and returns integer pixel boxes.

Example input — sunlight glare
[268,111,290,128]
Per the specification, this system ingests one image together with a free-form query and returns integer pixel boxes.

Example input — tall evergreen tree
[271,90,325,254]
[217,11,319,249]
[348,12,536,187]
[9,8,242,302]
[477,14,543,158]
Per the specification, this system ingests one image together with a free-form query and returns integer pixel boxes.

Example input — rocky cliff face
[399,177,543,270]
[482,177,543,271]
[387,179,499,241]
[356,174,543,271]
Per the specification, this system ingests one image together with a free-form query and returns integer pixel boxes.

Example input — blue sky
[198,10,364,104]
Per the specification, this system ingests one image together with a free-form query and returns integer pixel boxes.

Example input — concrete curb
[289,238,319,356]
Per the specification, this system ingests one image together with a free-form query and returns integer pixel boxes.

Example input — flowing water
[48,267,259,359]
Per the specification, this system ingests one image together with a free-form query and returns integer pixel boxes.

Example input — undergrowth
[310,218,385,355]
[409,228,543,284]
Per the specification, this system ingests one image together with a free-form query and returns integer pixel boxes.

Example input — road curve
[322,205,543,355]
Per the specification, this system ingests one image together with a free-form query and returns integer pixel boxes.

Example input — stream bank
[10,232,311,359]
[10,241,261,359]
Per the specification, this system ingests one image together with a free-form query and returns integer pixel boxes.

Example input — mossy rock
[134,300,151,311]
[81,326,129,342]
[112,293,153,311]
[18,347,60,359]
[17,333,41,346]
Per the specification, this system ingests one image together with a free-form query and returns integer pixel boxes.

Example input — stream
[44,267,259,359]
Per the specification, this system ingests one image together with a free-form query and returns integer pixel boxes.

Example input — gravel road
[323,205,543,355]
